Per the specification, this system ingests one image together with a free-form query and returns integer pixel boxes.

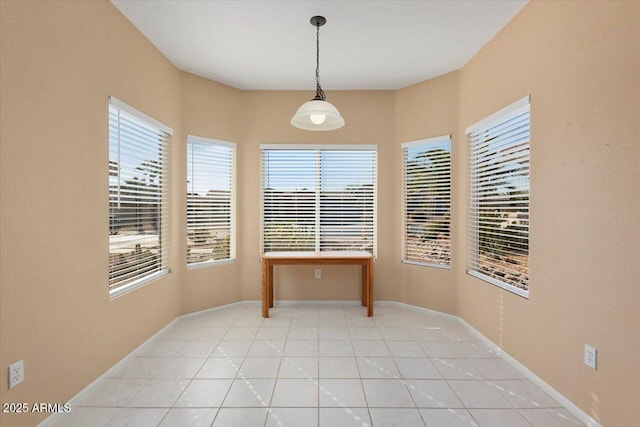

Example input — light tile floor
[54,303,585,426]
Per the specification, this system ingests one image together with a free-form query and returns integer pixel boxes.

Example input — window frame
[108,96,172,298]
[402,135,452,269]
[186,135,236,269]
[260,144,377,257]
[466,95,530,298]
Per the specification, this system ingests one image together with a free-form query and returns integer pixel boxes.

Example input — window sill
[187,259,236,270]
[467,269,529,299]
[109,269,169,299]
[402,259,451,270]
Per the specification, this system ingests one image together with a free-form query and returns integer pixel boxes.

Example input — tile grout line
[47,302,587,427]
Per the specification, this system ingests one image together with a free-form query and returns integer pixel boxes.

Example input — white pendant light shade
[291,99,345,131]
[291,16,344,132]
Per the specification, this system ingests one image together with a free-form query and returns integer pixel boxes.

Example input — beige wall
[179,73,244,314]
[393,71,460,315]
[453,2,640,426]
[392,3,640,425]
[1,1,639,426]
[236,90,397,302]
[179,86,397,306]
[0,1,183,426]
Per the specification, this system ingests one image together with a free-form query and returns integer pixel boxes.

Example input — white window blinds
[108,97,172,297]
[467,96,530,298]
[402,136,451,267]
[261,145,377,255]
[187,136,235,266]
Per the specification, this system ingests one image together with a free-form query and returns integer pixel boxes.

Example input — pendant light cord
[314,22,326,101]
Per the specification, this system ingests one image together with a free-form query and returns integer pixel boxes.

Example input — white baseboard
[41,299,601,427]
[38,302,245,426]
[382,300,460,321]
[384,301,602,427]
[456,317,602,427]
[179,300,250,319]
[38,316,179,427]
[274,299,362,306]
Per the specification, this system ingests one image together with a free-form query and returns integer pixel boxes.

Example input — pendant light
[291,16,345,131]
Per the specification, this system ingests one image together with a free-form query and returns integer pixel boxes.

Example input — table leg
[268,264,274,308]
[262,259,269,318]
[361,264,367,307]
[367,258,374,317]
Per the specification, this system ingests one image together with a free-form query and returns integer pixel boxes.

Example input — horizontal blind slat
[109,102,171,293]
[262,147,376,254]
[187,136,235,265]
[402,137,451,265]
[468,100,530,295]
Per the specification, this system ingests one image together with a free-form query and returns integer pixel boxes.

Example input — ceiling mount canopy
[291,15,345,131]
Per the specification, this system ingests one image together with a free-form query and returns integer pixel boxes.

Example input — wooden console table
[261,251,374,318]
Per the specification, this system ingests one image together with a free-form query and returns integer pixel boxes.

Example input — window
[187,136,235,266]
[402,135,451,267]
[261,145,377,255]
[108,97,172,297]
[467,96,530,298]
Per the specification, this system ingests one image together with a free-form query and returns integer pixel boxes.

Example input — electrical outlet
[315,269,321,279]
[584,345,597,370]
[8,360,24,388]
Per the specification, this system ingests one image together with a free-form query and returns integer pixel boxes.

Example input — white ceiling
[111,0,528,91]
